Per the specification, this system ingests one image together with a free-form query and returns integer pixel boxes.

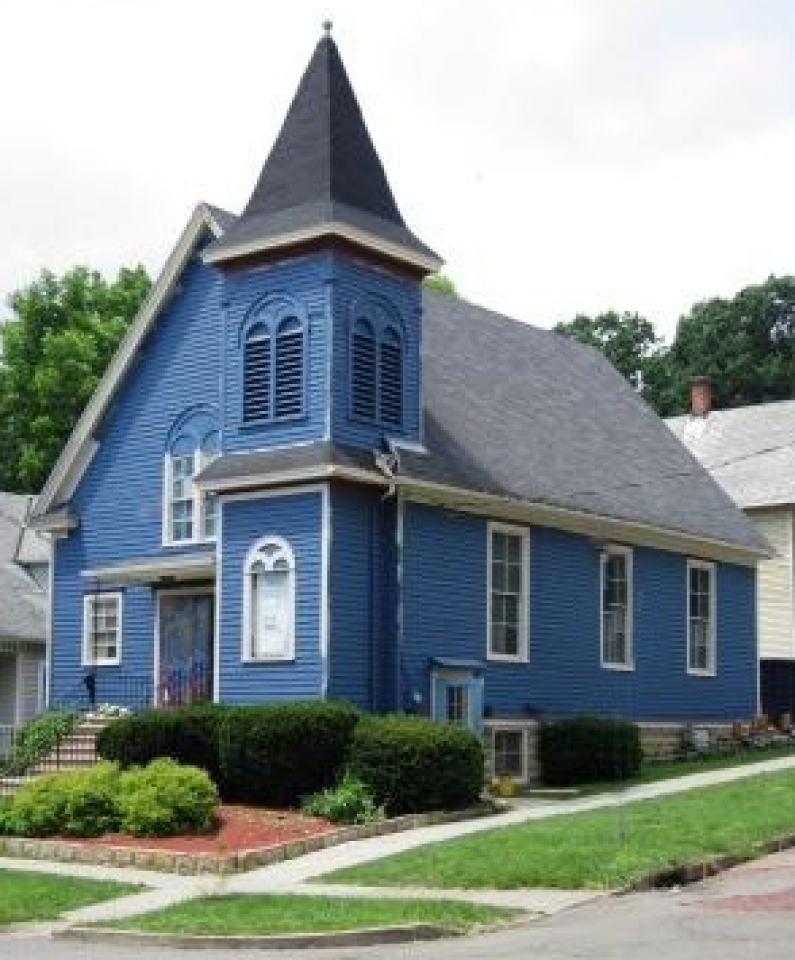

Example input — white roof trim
[33,204,225,519]
[202,220,443,273]
[81,551,215,584]
[196,463,768,565]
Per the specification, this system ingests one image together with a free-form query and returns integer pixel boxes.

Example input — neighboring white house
[667,382,795,718]
[0,493,47,755]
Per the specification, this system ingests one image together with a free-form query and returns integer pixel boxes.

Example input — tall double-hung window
[350,300,404,429]
[488,523,529,661]
[687,560,716,674]
[242,298,306,423]
[600,547,633,669]
[163,408,219,546]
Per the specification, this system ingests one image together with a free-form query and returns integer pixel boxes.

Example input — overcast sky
[2,0,795,340]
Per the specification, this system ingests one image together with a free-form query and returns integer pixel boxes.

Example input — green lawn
[325,768,795,890]
[0,869,142,925]
[99,894,516,936]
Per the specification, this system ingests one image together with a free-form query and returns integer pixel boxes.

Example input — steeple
[205,27,442,274]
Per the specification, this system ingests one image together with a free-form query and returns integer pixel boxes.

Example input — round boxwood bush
[218,701,361,806]
[348,716,485,815]
[537,715,642,786]
[118,757,218,837]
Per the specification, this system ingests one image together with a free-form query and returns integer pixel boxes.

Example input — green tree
[554,310,662,392]
[423,273,458,296]
[654,275,795,416]
[0,265,151,493]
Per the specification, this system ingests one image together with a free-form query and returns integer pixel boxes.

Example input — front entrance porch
[155,589,214,706]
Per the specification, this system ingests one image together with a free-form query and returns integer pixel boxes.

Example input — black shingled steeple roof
[205,32,441,271]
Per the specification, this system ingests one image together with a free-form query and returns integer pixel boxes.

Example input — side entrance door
[431,672,484,733]
[157,590,214,706]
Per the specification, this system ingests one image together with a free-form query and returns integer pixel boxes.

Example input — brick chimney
[689,376,713,417]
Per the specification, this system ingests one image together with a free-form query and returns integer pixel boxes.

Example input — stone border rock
[56,922,459,950]
[625,830,795,892]
[0,803,501,875]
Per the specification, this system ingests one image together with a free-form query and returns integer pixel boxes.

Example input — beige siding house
[0,493,48,755]
[668,390,795,717]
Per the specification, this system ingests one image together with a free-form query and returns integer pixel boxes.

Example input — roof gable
[33,203,230,519]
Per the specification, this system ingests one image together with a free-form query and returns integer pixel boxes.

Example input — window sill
[241,655,296,665]
[487,653,529,665]
[82,660,121,669]
[687,668,717,678]
[601,662,635,672]
[162,537,217,549]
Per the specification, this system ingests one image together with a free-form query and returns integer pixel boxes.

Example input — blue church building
[33,30,766,778]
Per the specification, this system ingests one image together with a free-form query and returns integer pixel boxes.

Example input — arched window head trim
[243,536,296,662]
[238,293,307,347]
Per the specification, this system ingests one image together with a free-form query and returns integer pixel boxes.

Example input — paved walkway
[2,753,795,927]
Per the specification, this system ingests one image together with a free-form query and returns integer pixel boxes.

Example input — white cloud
[1,0,794,339]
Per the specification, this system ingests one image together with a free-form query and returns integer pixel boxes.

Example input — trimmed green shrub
[96,704,229,787]
[218,701,361,806]
[3,762,119,837]
[302,772,384,825]
[118,758,218,837]
[537,715,642,786]
[2,711,78,776]
[0,759,220,838]
[348,716,484,815]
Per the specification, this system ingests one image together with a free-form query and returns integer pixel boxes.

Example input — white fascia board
[33,203,224,519]
[202,222,443,274]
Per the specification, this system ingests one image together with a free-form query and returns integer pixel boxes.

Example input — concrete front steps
[0,715,111,795]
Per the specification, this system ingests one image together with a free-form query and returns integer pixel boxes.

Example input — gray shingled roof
[667,400,795,509]
[200,283,766,553]
[0,493,47,642]
[205,35,439,266]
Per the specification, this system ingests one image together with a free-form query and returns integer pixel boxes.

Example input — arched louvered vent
[243,322,271,421]
[274,317,305,418]
[379,325,403,426]
[351,317,377,421]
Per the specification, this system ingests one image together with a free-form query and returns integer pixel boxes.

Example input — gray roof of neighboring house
[667,400,795,510]
[205,34,439,267]
[0,493,47,642]
[201,290,766,553]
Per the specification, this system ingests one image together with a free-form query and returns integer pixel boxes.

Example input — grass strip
[98,894,516,935]
[325,768,795,890]
[0,869,142,925]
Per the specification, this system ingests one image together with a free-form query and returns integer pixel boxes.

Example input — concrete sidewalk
[2,752,795,926]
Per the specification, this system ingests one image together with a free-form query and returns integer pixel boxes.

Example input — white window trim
[487,521,530,663]
[82,592,123,667]
[163,450,217,548]
[242,535,296,663]
[687,558,717,677]
[488,723,529,783]
[600,545,634,671]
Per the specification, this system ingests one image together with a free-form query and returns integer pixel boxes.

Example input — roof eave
[202,221,443,274]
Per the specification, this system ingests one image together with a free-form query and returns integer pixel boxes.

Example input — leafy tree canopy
[423,273,458,296]
[0,265,151,493]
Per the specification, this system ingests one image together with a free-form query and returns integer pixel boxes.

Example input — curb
[624,830,795,892]
[55,922,459,950]
[0,802,502,876]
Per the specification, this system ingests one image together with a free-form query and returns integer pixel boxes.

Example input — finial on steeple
[322,20,333,37]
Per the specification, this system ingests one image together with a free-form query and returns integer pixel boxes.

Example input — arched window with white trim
[243,538,296,661]
[164,409,219,546]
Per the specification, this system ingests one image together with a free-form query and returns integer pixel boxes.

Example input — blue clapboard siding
[218,490,324,703]
[327,484,398,710]
[221,253,331,451]
[400,501,758,722]
[51,237,225,706]
[329,254,422,447]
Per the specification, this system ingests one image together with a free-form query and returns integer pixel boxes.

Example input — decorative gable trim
[33,203,228,521]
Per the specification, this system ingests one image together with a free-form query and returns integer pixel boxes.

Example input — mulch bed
[55,806,334,854]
